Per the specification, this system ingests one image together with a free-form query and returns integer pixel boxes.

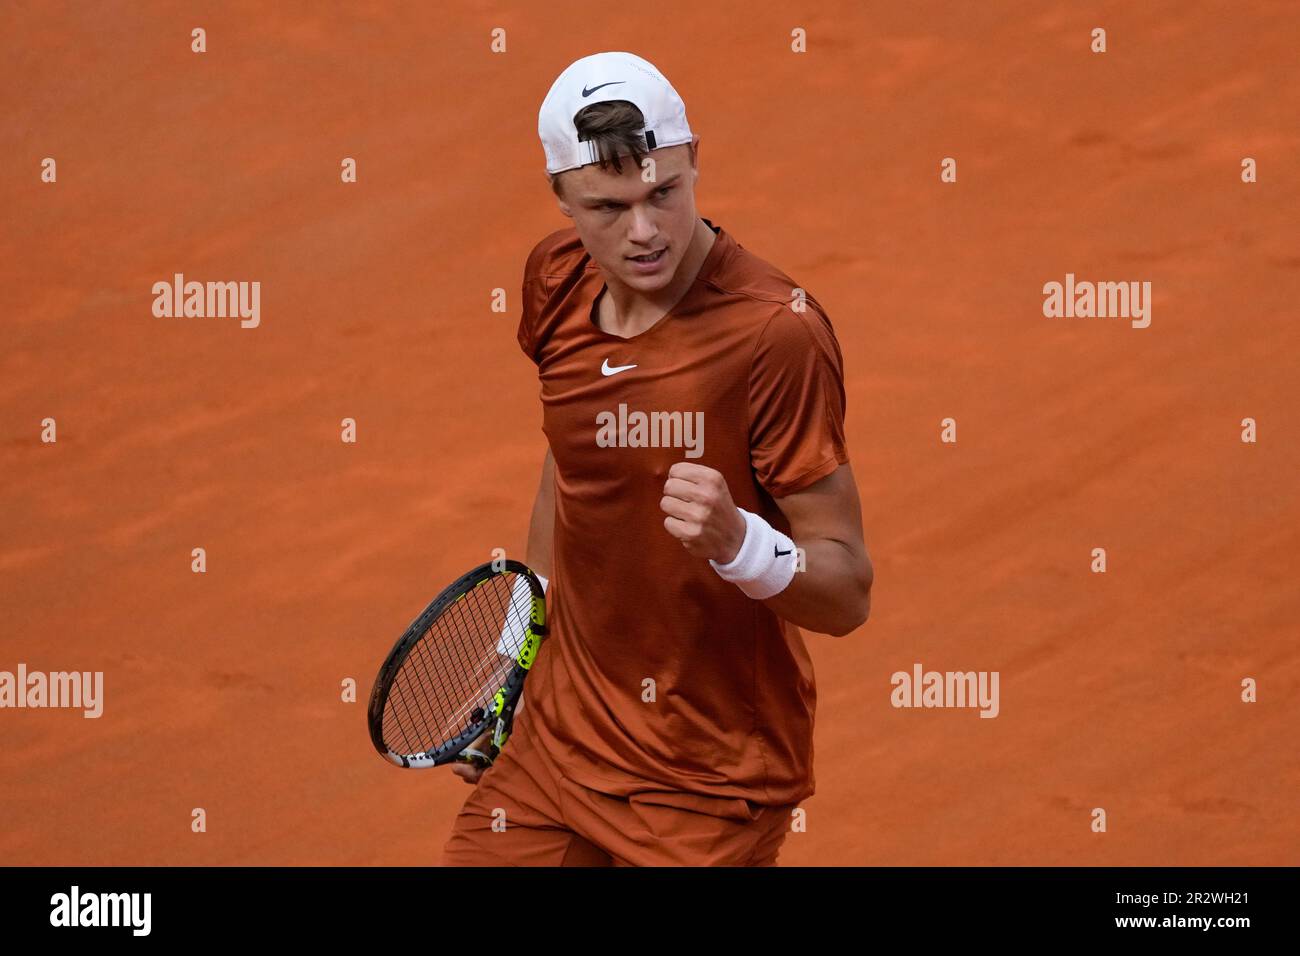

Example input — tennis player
[441,51,872,866]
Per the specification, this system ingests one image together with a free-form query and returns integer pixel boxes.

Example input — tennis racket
[367,559,547,770]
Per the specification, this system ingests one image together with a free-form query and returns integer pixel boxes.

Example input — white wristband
[709,508,797,600]
[497,572,547,657]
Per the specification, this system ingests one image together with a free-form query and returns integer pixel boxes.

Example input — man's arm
[514,445,554,719]
[760,462,871,637]
[453,445,553,785]
[660,460,872,638]
[525,446,555,579]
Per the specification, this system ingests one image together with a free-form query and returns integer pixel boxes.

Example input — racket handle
[457,746,494,769]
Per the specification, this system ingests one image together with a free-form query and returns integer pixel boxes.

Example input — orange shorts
[440,706,798,867]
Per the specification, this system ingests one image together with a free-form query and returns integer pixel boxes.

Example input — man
[441,51,871,866]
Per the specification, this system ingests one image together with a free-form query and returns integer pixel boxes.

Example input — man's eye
[597,188,668,211]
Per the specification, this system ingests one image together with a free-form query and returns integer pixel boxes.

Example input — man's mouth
[628,249,666,263]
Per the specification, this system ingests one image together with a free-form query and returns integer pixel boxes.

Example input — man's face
[554,140,700,293]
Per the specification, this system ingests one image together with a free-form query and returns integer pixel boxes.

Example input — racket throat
[489,700,518,756]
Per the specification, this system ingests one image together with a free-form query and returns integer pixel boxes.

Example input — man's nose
[627,206,658,243]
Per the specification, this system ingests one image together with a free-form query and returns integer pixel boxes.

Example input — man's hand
[663,460,872,637]
[450,727,494,785]
[660,462,748,562]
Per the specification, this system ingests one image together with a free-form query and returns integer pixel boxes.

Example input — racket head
[367,559,547,769]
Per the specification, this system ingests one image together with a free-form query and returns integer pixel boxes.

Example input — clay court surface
[1,1,1296,865]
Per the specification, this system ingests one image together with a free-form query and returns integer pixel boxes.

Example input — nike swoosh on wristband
[601,359,638,376]
[775,546,792,557]
[582,81,625,97]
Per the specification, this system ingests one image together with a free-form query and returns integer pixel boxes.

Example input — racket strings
[381,572,533,757]
[444,574,536,728]
[429,585,511,730]
[386,628,445,751]
[435,577,528,734]
[386,606,492,752]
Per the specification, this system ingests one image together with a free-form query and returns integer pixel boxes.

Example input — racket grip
[457,746,494,769]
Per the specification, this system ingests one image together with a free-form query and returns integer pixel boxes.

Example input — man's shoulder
[525,226,590,283]
[714,238,842,369]
[711,233,830,325]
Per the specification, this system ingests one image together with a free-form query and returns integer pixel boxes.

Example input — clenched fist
[660,461,748,563]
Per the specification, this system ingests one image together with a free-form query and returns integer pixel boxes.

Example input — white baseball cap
[538,51,694,174]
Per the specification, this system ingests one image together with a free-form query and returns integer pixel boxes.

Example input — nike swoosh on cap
[582,81,625,97]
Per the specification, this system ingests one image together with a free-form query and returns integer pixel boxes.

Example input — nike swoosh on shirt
[601,359,638,376]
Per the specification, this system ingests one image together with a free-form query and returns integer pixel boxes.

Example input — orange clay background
[2,1,1297,866]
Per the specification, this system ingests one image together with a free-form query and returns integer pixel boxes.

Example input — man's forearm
[760,537,871,637]
[517,449,554,718]
[525,448,555,579]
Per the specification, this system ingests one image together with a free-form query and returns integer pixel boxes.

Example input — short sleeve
[517,238,554,365]
[748,305,849,498]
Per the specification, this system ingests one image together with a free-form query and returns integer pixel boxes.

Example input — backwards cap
[538,51,693,174]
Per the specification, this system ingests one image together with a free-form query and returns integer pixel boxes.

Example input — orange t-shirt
[516,217,849,812]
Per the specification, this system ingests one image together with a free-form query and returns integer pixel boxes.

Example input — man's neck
[598,217,717,338]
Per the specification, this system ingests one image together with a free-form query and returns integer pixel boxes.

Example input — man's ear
[548,172,574,218]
